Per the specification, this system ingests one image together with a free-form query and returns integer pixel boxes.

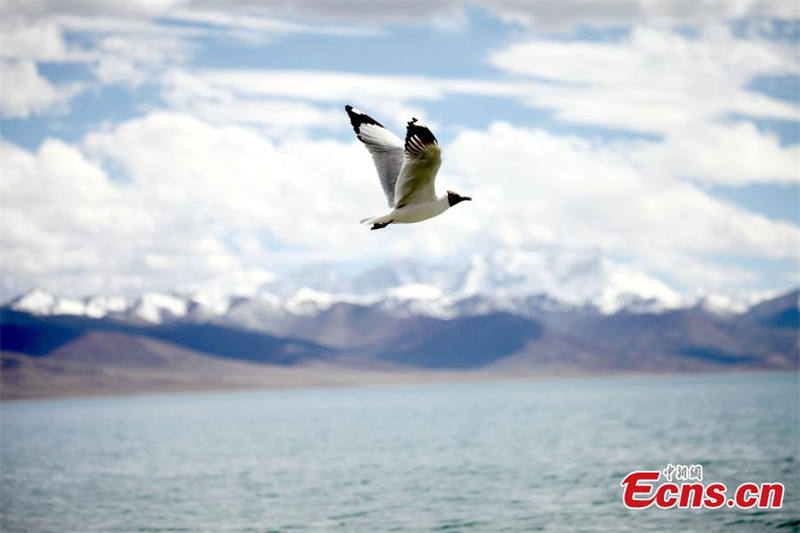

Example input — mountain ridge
[3,288,796,369]
[2,258,796,399]
[6,252,784,323]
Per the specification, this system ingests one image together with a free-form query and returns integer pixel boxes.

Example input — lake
[2,373,798,532]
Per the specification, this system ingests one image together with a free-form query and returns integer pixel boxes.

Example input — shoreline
[3,365,795,403]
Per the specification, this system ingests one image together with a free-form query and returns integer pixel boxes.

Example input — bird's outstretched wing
[393,118,442,208]
[345,105,404,207]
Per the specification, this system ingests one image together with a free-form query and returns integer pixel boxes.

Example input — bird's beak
[463,196,472,201]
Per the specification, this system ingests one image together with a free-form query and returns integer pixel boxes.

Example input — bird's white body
[345,105,471,230]
[365,196,450,226]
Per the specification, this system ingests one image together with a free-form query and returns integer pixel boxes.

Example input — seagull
[345,105,471,230]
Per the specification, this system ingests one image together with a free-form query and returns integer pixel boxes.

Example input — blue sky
[1,1,798,301]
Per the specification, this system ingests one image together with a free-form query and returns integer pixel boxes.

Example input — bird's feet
[370,221,392,230]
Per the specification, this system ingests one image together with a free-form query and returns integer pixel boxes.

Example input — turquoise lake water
[2,373,798,532]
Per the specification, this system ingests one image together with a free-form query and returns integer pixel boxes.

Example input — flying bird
[345,105,471,230]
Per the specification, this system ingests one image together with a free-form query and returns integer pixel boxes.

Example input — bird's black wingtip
[405,117,437,150]
[345,105,384,134]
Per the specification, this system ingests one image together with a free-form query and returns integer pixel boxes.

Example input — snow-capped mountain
[3,251,779,324]
[125,292,191,323]
[9,288,127,319]
[5,252,795,401]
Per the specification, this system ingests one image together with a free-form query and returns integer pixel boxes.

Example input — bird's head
[447,190,472,207]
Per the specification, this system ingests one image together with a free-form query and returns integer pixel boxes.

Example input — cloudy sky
[1,0,798,300]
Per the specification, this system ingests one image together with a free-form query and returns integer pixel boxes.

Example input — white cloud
[159,72,349,135]
[633,249,761,288]
[0,111,383,295]
[160,69,443,133]
[160,45,800,186]
[16,0,787,29]
[635,121,800,185]
[5,1,796,141]
[490,25,800,133]
[2,113,797,297]
[444,122,799,259]
[178,99,347,137]
[478,0,797,27]
[0,8,194,108]
[0,0,380,94]
[1,2,797,297]
[81,112,385,255]
[87,33,192,87]
[183,0,464,27]
[487,25,800,185]
[0,19,68,61]
[0,59,83,118]
[0,138,138,288]
[167,7,382,38]
[1,1,180,20]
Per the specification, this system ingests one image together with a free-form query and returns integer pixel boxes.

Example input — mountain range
[2,253,797,399]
